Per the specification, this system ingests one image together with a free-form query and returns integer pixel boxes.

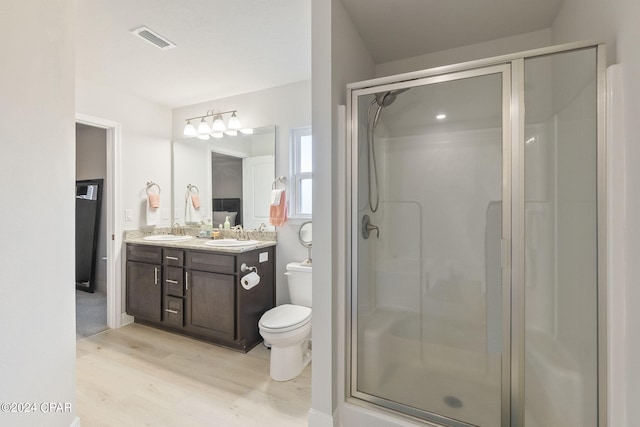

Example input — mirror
[298,221,312,264]
[172,125,276,230]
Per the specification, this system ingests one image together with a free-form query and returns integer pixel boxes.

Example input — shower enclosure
[347,43,605,426]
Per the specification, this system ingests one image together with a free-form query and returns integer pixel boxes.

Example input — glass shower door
[351,65,511,426]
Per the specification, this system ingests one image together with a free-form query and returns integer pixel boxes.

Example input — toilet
[258,261,312,381]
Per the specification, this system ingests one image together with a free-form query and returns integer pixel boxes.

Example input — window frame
[290,126,313,218]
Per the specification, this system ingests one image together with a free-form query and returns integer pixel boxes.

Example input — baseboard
[70,416,81,427]
[308,408,337,427]
[120,312,134,327]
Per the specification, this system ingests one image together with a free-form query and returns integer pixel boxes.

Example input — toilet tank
[286,262,312,307]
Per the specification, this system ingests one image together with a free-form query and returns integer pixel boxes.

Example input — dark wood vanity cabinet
[126,243,275,352]
[126,245,162,322]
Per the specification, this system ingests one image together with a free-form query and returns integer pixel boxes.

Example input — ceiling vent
[130,26,176,50]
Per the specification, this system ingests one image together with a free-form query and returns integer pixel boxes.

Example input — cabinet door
[185,270,235,341]
[126,261,161,322]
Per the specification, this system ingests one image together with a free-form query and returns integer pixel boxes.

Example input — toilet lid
[260,304,311,330]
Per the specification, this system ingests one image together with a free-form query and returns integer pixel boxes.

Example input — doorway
[76,113,123,332]
[347,43,605,426]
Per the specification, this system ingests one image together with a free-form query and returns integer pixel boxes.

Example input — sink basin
[204,239,261,248]
[143,235,193,242]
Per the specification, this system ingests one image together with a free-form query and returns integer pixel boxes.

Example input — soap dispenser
[224,216,230,230]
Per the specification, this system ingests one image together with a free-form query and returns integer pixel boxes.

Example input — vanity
[125,236,276,353]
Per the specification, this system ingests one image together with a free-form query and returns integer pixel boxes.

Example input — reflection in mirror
[298,221,312,265]
[173,125,276,230]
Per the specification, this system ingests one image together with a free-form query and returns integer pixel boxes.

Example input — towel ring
[272,176,286,190]
[187,184,199,194]
[146,181,161,195]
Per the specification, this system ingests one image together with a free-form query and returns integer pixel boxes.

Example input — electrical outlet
[259,252,268,263]
[162,208,170,220]
[124,209,133,221]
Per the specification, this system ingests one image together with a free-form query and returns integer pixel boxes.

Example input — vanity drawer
[163,296,184,328]
[164,266,184,296]
[163,249,184,266]
[186,251,235,274]
[127,244,162,264]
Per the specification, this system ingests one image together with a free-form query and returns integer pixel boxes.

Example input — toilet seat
[259,304,311,333]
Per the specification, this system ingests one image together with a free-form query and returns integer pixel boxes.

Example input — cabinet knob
[186,272,190,291]
[165,256,179,261]
[166,279,179,284]
[154,267,159,285]
[165,309,179,314]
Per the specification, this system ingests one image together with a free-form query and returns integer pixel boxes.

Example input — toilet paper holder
[241,263,258,274]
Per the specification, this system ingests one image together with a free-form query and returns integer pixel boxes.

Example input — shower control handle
[362,215,380,240]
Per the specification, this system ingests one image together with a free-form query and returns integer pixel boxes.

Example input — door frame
[347,63,513,426]
[76,113,124,329]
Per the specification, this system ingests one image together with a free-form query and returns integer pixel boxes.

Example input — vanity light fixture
[211,115,226,132]
[227,112,242,130]
[197,117,211,134]
[183,109,245,137]
[183,120,197,136]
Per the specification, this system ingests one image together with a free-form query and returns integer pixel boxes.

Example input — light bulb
[197,118,211,134]
[183,120,197,136]
[240,128,254,135]
[212,132,224,139]
[212,115,226,132]
[227,112,241,130]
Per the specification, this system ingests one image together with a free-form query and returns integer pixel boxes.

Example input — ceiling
[76,0,564,109]
[341,0,565,63]
[76,0,312,108]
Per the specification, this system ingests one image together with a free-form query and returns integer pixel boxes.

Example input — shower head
[371,88,409,128]
[374,88,409,107]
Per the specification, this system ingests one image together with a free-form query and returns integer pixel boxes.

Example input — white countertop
[125,236,276,253]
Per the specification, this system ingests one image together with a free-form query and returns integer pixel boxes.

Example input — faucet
[171,223,183,236]
[257,223,267,232]
[232,225,248,240]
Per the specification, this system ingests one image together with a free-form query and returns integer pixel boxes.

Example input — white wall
[375,29,552,78]
[77,78,174,231]
[311,0,376,425]
[173,80,312,305]
[551,1,640,425]
[0,1,78,426]
[76,124,108,293]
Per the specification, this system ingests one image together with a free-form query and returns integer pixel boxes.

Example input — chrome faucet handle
[232,225,247,240]
[257,223,266,232]
[362,215,380,239]
[171,222,183,235]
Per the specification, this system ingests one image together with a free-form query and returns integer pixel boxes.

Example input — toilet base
[269,338,311,381]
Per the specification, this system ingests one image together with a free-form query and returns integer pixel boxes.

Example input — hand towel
[270,189,284,206]
[146,196,160,227]
[185,191,201,225]
[269,190,287,226]
[148,193,160,209]
[191,193,201,209]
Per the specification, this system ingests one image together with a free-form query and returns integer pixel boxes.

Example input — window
[290,127,312,217]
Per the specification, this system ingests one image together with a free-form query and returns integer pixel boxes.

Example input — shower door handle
[362,215,380,239]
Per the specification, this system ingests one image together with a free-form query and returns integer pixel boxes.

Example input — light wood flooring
[76,323,311,426]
